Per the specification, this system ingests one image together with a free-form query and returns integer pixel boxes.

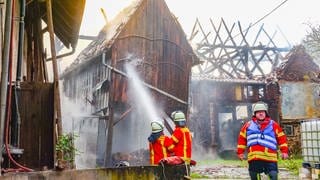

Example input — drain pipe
[101,52,188,105]
[16,0,25,85]
[12,0,26,148]
[0,0,13,175]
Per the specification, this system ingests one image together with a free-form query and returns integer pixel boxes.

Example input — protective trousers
[249,170,278,180]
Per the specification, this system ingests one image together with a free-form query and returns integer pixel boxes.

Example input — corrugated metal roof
[41,0,86,49]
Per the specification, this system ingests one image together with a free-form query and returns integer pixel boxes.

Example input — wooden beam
[46,0,62,165]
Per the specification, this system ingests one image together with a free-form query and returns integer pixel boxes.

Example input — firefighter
[148,120,174,165]
[237,101,289,180]
[170,111,192,164]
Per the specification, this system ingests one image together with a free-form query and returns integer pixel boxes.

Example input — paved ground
[191,164,299,179]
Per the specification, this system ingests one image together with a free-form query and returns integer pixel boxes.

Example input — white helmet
[151,121,164,133]
[252,101,268,114]
[171,111,186,122]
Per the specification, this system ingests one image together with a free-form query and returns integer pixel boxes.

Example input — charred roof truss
[190,18,290,79]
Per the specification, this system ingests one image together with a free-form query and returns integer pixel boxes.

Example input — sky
[79,0,320,43]
[57,0,320,72]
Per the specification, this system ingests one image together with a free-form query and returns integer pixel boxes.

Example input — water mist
[110,61,163,165]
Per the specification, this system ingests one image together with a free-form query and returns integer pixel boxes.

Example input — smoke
[189,79,244,160]
[109,60,164,160]
[60,83,99,169]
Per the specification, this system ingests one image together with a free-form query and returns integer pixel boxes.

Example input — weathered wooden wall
[112,0,195,114]
[61,0,197,166]
[14,82,54,170]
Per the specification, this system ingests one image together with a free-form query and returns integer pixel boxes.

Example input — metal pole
[0,0,13,175]
[101,55,188,105]
[103,52,114,167]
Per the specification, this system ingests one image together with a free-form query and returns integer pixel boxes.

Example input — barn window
[258,86,264,98]
[248,85,253,97]
[283,125,294,136]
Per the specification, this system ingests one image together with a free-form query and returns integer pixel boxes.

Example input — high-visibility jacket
[171,126,192,163]
[247,120,277,150]
[237,117,288,162]
[149,135,174,165]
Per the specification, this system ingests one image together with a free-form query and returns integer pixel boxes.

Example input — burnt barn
[187,18,320,157]
[189,45,320,157]
[61,0,199,166]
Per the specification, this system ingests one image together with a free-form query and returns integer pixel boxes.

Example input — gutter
[46,47,75,62]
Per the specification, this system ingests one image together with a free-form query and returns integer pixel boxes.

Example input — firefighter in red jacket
[237,101,289,180]
[170,111,192,164]
[148,120,174,165]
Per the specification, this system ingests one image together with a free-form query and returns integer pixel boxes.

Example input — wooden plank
[17,82,54,170]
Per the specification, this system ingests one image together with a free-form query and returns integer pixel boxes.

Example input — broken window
[248,85,254,97]
[258,86,265,98]
[283,124,294,136]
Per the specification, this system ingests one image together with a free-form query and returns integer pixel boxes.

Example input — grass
[278,156,303,175]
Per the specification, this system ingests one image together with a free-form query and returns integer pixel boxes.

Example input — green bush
[278,157,303,175]
[56,133,80,163]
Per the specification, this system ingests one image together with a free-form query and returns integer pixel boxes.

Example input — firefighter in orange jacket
[237,101,289,180]
[148,120,174,165]
[170,111,192,164]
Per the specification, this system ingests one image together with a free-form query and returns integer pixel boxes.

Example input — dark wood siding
[17,82,54,170]
[63,57,112,114]
[111,0,194,114]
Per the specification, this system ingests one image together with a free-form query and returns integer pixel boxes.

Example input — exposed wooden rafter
[190,18,290,79]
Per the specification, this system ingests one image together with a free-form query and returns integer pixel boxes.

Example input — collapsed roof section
[276,45,320,82]
[190,18,290,80]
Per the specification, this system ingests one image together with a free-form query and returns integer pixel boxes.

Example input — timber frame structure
[188,18,291,154]
[190,18,290,79]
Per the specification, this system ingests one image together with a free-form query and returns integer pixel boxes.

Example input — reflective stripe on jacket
[171,127,192,163]
[149,135,174,165]
[237,117,289,163]
[247,120,277,150]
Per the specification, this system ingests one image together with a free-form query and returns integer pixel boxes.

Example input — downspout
[101,53,188,105]
[12,0,25,148]
[16,0,25,84]
[103,52,114,167]
[0,0,13,175]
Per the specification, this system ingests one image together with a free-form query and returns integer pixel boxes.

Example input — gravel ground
[191,165,299,179]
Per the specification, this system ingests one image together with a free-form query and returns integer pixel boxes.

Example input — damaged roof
[40,0,86,49]
[61,0,143,76]
[276,45,320,82]
[62,0,199,77]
